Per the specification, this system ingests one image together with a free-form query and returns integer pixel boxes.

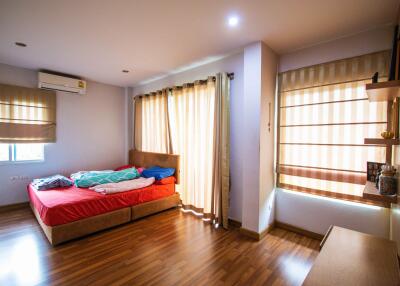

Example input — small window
[14,144,44,161]
[0,144,9,161]
[0,144,44,163]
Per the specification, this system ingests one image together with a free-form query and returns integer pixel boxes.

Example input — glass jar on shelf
[378,165,397,196]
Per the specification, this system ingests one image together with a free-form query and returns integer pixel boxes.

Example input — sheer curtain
[134,74,231,227]
[169,78,216,217]
[134,89,172,153]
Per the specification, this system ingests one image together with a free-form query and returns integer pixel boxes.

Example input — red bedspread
[27,180,175,226]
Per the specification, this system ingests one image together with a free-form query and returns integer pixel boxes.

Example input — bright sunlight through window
[0,144,9,161]
[0,144,44,163]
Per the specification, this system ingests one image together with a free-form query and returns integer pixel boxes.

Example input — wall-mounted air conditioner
[38,72,86,95]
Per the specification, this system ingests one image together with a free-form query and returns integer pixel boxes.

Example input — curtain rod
[136,72,234,98]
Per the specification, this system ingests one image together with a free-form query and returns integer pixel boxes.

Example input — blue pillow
[141,166,175,180]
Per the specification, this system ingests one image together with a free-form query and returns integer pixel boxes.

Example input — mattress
[27,179,175,226]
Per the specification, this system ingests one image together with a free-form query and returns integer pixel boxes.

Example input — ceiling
[0,0,398,87]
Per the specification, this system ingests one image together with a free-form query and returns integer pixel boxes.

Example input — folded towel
[90,177,155,194]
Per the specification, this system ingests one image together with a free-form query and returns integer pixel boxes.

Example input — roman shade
[0,84,56,143]
[277,50,390,204]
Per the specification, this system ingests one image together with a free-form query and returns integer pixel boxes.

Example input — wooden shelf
[363,181,397,205]
[364,138,400,164]
[364,138,400,145]
[366,80,400,102]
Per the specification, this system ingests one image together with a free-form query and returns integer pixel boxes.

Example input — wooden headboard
[129,150,180,184]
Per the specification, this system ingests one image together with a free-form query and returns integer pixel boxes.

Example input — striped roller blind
[0,84,56,143]
[277,50,390,204]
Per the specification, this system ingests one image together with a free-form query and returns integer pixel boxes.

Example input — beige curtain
[277,50,389,203]
[134,89,172,153]
[134,96,142,151]
[0,84,56,143]
[134,74,231,226]
[212,73,230,228]
[169,78,216,217]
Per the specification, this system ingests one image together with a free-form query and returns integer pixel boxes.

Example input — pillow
[141,166,175,180]
[114,165,134,171]
[154,176,176,185]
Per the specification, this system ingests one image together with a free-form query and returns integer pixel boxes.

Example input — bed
[28,150,181,245]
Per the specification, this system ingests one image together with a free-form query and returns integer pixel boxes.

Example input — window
[0,144,8,161]
[0,144,44,162]
[276,51,390,205]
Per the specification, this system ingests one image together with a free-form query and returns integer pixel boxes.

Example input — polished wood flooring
[0,207,320,286]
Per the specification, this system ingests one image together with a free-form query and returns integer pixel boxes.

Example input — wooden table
[303,226,400,286]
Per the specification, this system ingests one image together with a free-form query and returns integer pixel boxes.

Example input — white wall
[276,189,390,238]
[279,26,393,72]
[0,63,127,206]
[259,43,278,232]
[276,27,393,238]
[241,43,262,231]
[132,52,244,222]
[241,42,278,233]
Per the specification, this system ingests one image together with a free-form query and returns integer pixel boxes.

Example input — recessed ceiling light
[122,70,129,73]
[228,16,239,27]
[15,42,27,47]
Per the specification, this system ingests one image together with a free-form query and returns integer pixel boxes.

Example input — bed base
[132,193,180,220]
[31,193,180,246]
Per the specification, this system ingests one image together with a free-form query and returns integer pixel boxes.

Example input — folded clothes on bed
[74,167,140,188]
[32,175,73,191]
[89,176,155,194]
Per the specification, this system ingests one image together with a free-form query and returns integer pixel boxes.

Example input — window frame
[0,144,45,165]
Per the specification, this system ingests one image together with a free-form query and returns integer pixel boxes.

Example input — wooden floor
[0,207,320,286]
